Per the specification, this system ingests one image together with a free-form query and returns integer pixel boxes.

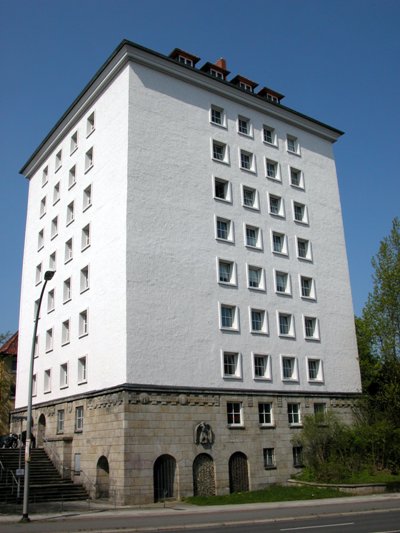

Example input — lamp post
[21,270,55,522]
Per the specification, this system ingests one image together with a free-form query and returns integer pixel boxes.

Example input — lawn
[185,485,349,506]
[296,468,400,485]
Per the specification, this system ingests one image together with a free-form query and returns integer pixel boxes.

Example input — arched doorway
[37,414,46,447]
[229,452,249,493]
[96,456,110,498]
[153,454,176,502]
[193,453,215,497]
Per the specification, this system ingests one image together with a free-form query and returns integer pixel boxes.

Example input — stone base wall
[12,387,356,505]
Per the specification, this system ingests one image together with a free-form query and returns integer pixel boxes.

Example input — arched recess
[96,456,110,498]
[37,414,46,447]
[228,451,249,493]
[153,454,176,502]
[193,453,215,497]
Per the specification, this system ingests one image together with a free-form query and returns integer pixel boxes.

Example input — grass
[184,485,349,506]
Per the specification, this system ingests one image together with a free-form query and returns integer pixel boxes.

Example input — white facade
[16,41,361,408]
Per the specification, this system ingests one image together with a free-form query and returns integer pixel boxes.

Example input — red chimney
[215,57,227,70]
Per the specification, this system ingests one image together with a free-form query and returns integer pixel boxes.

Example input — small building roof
[0,331,18,357]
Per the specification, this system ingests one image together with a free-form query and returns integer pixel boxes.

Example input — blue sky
[0,0,399,334]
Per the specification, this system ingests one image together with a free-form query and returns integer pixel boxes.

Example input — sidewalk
[1,492,399,524]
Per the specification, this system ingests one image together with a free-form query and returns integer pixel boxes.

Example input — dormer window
[231,75,258,94]
[169,48,200,67]
[210,69,223,79]
[258,86,285,104]
[239,81,253,92]
[200,61,230,81]
[178,55,193,66]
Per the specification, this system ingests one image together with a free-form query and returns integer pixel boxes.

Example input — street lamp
[21,269,55,522]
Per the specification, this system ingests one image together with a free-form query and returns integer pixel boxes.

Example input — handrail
[0,459,5,482]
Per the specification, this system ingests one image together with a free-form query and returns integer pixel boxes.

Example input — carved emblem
[195,422,214,448]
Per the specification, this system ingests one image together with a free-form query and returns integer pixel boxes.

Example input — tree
[0,331,13,434]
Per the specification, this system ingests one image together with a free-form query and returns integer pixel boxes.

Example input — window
[293,446,303,466]
[253,354,271,380]
[259,403,273,426]
[287,135,299,155]
[67,201,74,225]
[80,266,90,292]
[62,320,70,345]
[293,201,308,224]
[86,112,95,136]
[275,271,291,295]
[75,406,84,432]
[308,358,323,382]
[44,369,51,393]
[57,410,65,433]
[214,177,231,202]
[38,229,44,251]
[83,184,92,211]
[268,194,284,217]
[278,313,295,337]
[219,304,239,331]
[314,402,326,415]
[78,356,87,383]
[222,352,241,379]
[34,336,39,358]
[40,196,47,218]
[266,159,279,180]
[178,55,193,66]
[239,81,252,92]
[282,356,298,381]
[212,140,228,163]
[297,237,312,261]
[32,374,37,396]
[42,166,48,187]
[245,224,261,248]
[227,402,242,426]
[247,265,265,290]
[47,289,55,313]
[272,231,288,255]
[263,125,276,145]
[53,182,60,205]
[242,185,259,210]
[217,258,236,285]
[70,131,78,154]
[215,216,233,242]
[63,278,71,303]
[304,316,320,340]
[300,276,316,299]
[85,147,94,172]
[290,167,304,189]
[55,150,62,171]
[238,116,251,136]
[79,310,88,337]
[210,105,224,126]
[250,308,267,334]
[288,403,301,425]
[81,224,91,250]
[240,150,255,172]
[210,68,224,79]
[51,216,58,239]
[263,448,275,469]
[35,263,42,285]
[68,165,76,189]
[49,251,56,270]
[60,363,68,388]
[65,238,73,263]
[74,453,81,474]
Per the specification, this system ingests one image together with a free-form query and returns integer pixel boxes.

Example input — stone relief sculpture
[194,422,214,448]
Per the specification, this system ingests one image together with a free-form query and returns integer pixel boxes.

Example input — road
[0,495,399,533]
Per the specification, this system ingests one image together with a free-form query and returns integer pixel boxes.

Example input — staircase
[0,448,88,503]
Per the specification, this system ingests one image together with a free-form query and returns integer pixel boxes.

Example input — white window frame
[83,184,92,211]
[86,112,95,137]
[262,125,277,146]
[61,319,70,346]
[47,289,55,313]
[211,139,229,164]
[53,182,60,205]
[40,196,46,218]
[81,224,91,251]
[38,229,44,251]
[244,224,262,249]
[241,185,259,211]
[271,231,288,256]
[78,356,87,384]
[63,278,71,303]
[259,403,274,426]
[65,238,73,263]
[303,315,320,341]
[246,264,266,291]
[290,167,304,189]
[57,409,65,433]
[226,401,243,426]
[75,406,84,432]
[45,328,53,353]
[237,115,252,137]
[215,216,234,243]
[287,403,302,426]
[42,166,48,187]
[281,355,299,382]
[35,263,42,285]
[265,158,280,181]
[293,201,309,225]
[55,150,62,172]
[307,357,324,383]
[287,134,300,155]
[296,236,312,261]
[268,193,285,218]
[68,165,76,189]
[85,147,94,173]
[219,303,239,331]
[51,216,58,240]
[249,307,268,335]
[80,265,90,293]
[44,369,51,393]
[60,363,68,389]
[210,105,226,128]
[49,251,56,271]
[221,351,242,380]
[70,131,78,154]
[239,149,256,173]
[299,275,316,300]
[274,270,292,296]
[253,354,272,381]
[66,201,74,226]
[277,312,295,338]
[32,374,37,396]
[79,309,89,338]
[213,176,232,203]
[216,258,237,286]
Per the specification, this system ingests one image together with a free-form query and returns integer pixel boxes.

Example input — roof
[0,331,18,357]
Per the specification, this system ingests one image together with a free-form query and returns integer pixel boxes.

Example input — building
[14,40,361,503]
[0,332,18,434]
